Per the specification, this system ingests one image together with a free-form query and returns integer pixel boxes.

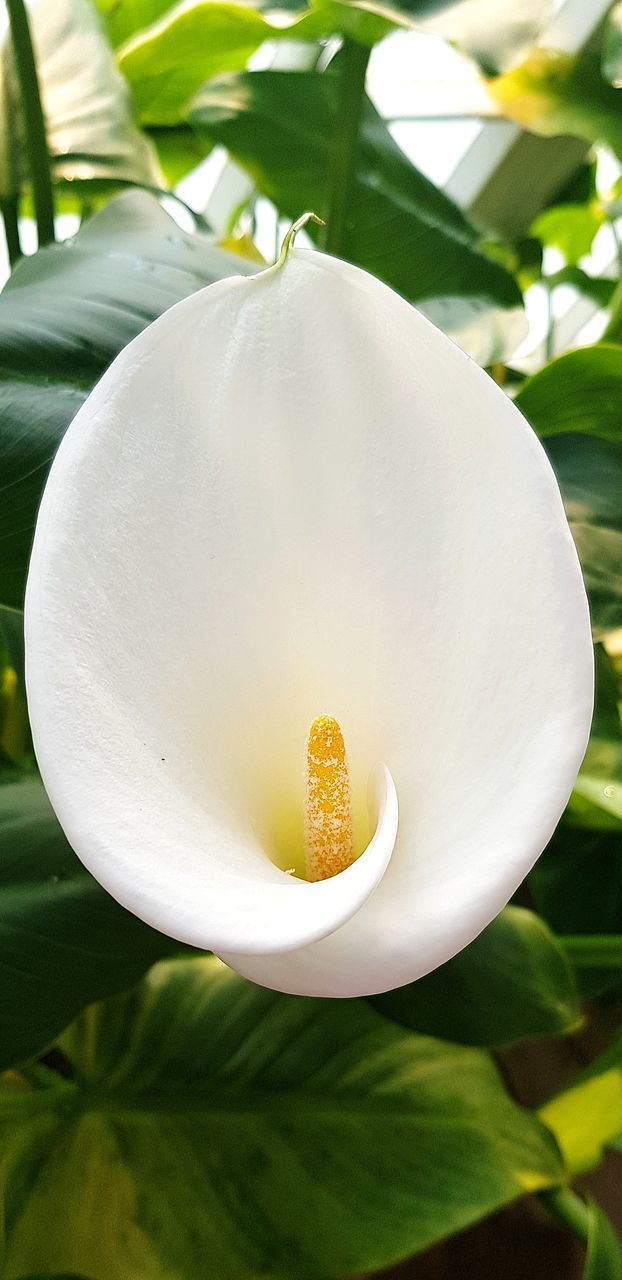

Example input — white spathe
[25,247,593,998]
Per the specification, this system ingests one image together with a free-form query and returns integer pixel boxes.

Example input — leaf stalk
[5,0,55,247]
[322,38,370,256]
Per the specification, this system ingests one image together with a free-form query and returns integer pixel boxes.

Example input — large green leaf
[0,189,254,609]
[0,957,564,1279]
[371,905,581,1048]
[515,346,622,442]
[0,778,181,1071]
[584,1202,622,1280]
[190,70,522,318]
[118,3,282,125]
[488,48,622,160]
[110,0,551,108]
[543,433,622,640]
[0,0,159,198]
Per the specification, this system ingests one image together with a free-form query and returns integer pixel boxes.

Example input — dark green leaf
[543,433,622,641]
[0,190,254,609]
[0,958,564,1278]
[190,70,522,322]
[584,1202,622,1279]
[371,906,581,1048]
[603,2,622,89]
[0,778,181,1070]
[546,267,616,310]
[515,346,622,442]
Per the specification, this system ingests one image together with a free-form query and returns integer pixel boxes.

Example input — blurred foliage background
[2,0,622,1277]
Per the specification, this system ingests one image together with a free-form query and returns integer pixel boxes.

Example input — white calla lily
[25,239,593,998]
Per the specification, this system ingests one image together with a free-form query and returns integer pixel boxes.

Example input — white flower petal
[26,248,593,996]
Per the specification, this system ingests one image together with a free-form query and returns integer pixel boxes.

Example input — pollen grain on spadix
[304,715,354,882]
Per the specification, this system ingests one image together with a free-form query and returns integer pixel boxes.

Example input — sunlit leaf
[0,958,564,1278]
[540,1032,622,1174]
[0,190,254,609]
[0,0,159,198]
[118,3,281,125]
[531,203,604,265]
[488,49,622,160]
[371,906,581,1048]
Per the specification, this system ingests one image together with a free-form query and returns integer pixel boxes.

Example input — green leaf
[515,346,622,442]
[0,957,564,1279]
[539,1032,622,1174]
[95,0,175,47]
[371,905,581,1048]
[603,2,622,88]
[584,1202,622,1279]
[0,189,254,609]
[190,70,522,321]
[1,0,160,198]
[543,433,622,641]
[119,4,282,126]
[488,48,622,160]
[545,266,616,310]
[0,778,181,1071]
[531,203,604,265]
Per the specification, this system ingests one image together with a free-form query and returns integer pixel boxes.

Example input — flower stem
[561,935,622,968]
[5,0,55,247]
[1,194,22,266]
[539,1187,589,1246]
[322,38,370,256]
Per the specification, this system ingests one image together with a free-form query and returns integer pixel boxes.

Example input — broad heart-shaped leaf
[0,777,181,1071]
[542,433,622,641]
[190,70,522,317]
[0,0,159,198]
[515,346,622,443]
[370,905,581,1048]
[584,1202,622,1280]
[0,958,564,1279]
[488,48,622,160]
[0,190,255,609]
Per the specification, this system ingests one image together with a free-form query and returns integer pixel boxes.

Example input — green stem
[561,935,622,968]
[539,1187,589,1247]
[1,194,22,266]
[544,280,555,362]
[5,0,55,247]
[322,38,370,256]
[603,275,622,342]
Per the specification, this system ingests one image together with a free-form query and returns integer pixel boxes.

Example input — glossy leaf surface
[1,958,564,1278]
